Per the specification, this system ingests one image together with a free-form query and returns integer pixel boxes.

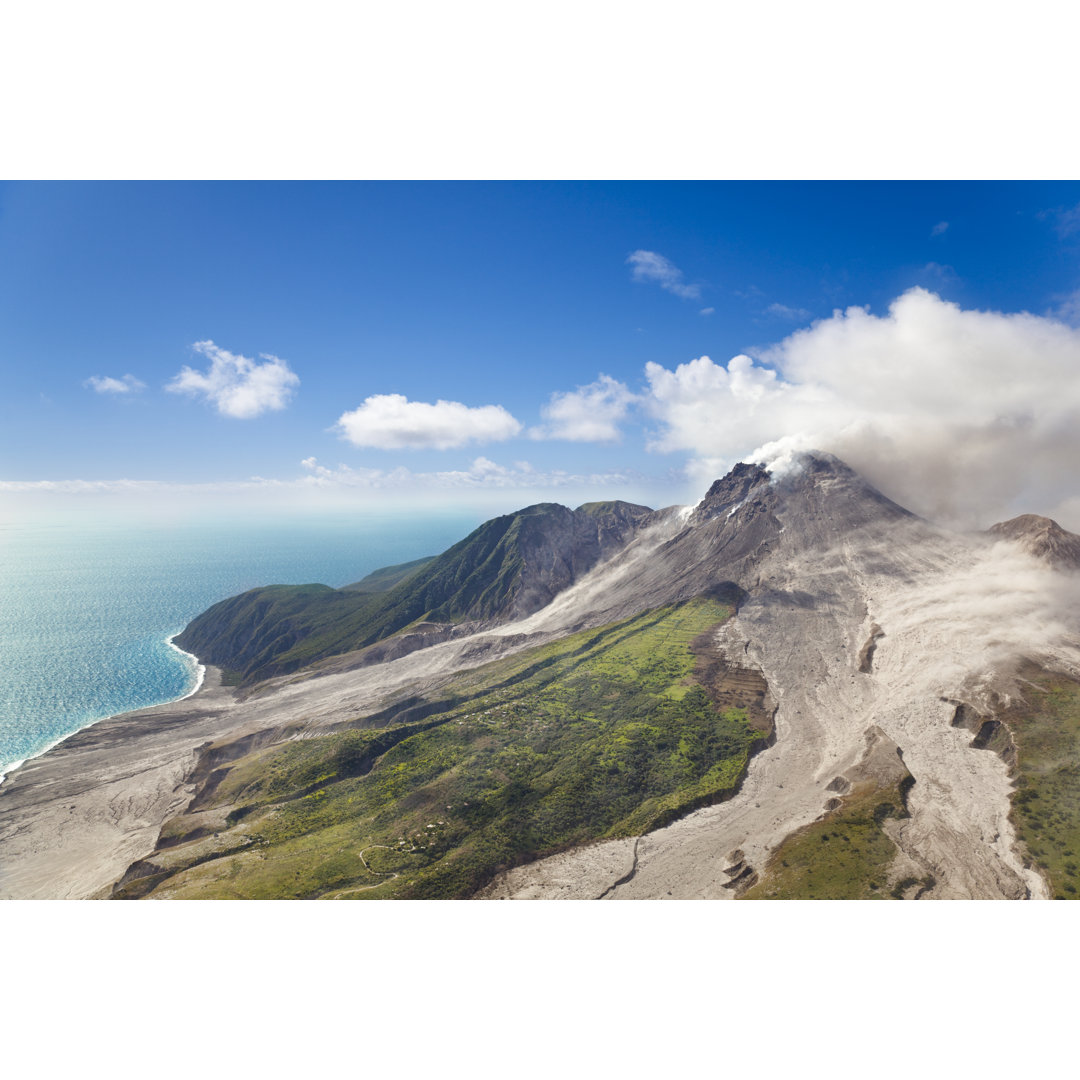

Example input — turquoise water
[0,511,479,779]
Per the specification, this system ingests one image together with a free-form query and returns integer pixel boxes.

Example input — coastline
[0,661,236,900]
[0,617,490,899]
[167,633,207,703]
[0,633,206,790]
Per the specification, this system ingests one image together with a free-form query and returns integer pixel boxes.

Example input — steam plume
[643,288,1080,528]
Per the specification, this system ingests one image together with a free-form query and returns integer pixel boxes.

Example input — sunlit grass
[124,595,769,899]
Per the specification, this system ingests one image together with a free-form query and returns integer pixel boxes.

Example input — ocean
[0,510,480,781]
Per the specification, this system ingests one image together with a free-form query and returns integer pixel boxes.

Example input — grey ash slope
[486,451,1079,899]
[507,451,918,635]
[174,499,654,686]
[987,514,1080,570]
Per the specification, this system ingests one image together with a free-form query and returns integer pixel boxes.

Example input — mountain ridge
[7,450,1080,901]
[174,498,655,685]
[173,452,953,689]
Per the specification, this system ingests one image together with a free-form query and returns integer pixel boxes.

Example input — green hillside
[116,594,771,899]
[175,500,652,686]
[341,556,435,593]
[1002,666,1080,899]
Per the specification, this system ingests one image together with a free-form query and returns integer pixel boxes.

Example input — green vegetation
[1003,669,1080,899]
[341,556,435,593]
[121,595,769,900]
[742,781,918,900]
[175,500,652,685]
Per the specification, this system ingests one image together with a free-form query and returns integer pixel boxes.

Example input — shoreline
[0,660,235,900]
[0,632,206,789]
[167,633,207,704]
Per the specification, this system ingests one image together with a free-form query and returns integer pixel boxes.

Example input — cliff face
[174,499,655,685]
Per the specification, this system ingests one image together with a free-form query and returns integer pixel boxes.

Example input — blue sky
[4,181,1080,523]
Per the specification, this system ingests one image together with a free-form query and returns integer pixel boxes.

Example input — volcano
[4,451,1080,901]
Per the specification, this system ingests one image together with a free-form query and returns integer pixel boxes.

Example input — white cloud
[84,374,145,394]
[530,375,637,442]
[626,250,700,300]
[1048,203,1080,238]
[699,307,715,316]
[1,459,677,517]
[335,394,521,450]
[0,478,156,493]
[642,287,1080,526]
[919,261,958,286]
[300,454,636,491]
[1052,289,1080,326]
[470,456,506,476]
[166,340,299,418]
[2,458,637,496]
[931,221,949,237]
[764,302,811,321]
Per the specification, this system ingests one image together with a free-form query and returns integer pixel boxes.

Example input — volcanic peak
[689,462,770,526]
[689,450,915,531]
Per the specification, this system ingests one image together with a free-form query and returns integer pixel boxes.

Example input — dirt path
[325,846,400,899]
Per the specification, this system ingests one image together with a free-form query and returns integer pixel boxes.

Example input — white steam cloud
[166,340,299,418]
[877,539,1080,695]
[530,375,637,442]
[643,288,1080,527]
[335,394,522,450]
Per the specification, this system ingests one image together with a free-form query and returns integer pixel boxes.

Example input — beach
[0,667,236,900]
[0,607,544,898]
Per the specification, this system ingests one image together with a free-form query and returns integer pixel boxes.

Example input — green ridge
[175,500,652,686]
